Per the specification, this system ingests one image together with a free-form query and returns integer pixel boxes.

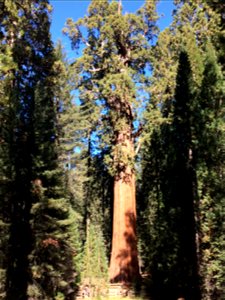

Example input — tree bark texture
[109,130,140,283]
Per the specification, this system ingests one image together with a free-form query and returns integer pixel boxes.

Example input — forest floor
[76,280,151,300]
[77,273,152,299]
[90,297,144,300]
[76,293,146,300]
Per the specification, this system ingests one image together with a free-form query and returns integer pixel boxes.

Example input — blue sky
[49,1,175,146]
[50,1,175,56]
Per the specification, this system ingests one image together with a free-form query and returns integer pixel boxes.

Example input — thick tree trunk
[109,131,140,283]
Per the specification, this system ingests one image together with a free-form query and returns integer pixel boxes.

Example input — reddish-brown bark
[109,131,140,283]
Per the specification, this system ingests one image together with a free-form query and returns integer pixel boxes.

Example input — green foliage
[81,222,108,297]
[140,50,202,299]
[0,1,81,299]
[149,0,219,127]
[29,189,82,299]
[140,2,225,299]
[64,0,158,176]
[195,41,225,300]
[54,38,113,279]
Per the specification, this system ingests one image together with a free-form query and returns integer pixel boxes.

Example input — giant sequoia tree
[64,0,158,283]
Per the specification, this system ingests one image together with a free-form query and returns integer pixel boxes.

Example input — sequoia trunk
[109,131,140,283]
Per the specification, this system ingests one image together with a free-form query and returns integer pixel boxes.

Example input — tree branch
[89,67,101,73]
[135,141,141,156]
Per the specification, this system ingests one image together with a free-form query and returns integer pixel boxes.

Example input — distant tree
[81,221,108,297]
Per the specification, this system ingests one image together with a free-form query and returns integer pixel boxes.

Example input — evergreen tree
[0,1,80,299]
[53,42,113,254]
[167,51,200,299]
[141,2,225,299]
[81,221,108,297]
[0,2,13,297]
[141,50,201,300]
[64,0,158,284]
[196,42,225,300]
[149,0,220,117]
[54,41,87,218]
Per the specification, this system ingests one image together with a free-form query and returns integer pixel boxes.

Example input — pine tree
[195,42,225,300]
[0,2,12,296]
[64,0,158,284]
[53,42,113,253]
[0,1,30,298]
[168,51,200,299]
[53,41,88,218]
[0,1,80,299]
[81,221,108,297]
[141,49,202,300]
[140,2,225,298]
[149,0,220,118]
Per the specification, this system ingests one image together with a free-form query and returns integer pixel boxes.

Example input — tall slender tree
[195,42,225,300]
[0,1,79,299]
[0,2,15,297]
[140,1,225,299]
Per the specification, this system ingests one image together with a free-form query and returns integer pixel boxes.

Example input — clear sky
[50,0,175,57]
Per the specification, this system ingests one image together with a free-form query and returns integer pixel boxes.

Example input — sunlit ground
[89,296,145,300]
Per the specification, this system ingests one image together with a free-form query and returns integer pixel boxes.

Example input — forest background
[0,1,225,300]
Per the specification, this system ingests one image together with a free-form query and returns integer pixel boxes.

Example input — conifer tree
[141,49,201,300]
[149,0,220,117]
[196,42,225,300]
[64,0,158,283]
[53,41,87,217]
[168,51,200,299]
[141,2,225,299]
[0,2,13,296]
[81,221,108,297]
[0,1,30,297]
[0,1,80,299]
[53,42,112,249]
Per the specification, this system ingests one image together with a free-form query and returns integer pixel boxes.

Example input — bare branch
[135,141,141,156]
[89,68,101,73]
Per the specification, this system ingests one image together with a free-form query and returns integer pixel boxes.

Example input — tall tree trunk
[109,129,140,283]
